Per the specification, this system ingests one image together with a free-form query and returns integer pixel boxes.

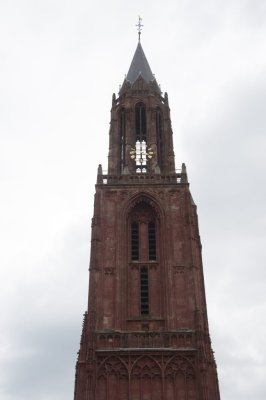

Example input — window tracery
[128,199,159,316]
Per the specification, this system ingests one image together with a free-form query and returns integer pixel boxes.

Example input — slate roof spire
[126,42,155,85]
[120,18,160,94]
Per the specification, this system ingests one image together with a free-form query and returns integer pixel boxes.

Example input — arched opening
[129,201,158,263]
[164,356,196,400]
[135,102,146,141]
[96,356,129,400]
[128,198,161,318]
[133,103,147,173]
[130,356,162,400]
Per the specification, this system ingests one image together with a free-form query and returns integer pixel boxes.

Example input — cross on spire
[136,16,143,42]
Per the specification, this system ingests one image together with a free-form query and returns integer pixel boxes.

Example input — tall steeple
[126,42,155,85]
[120,42,161,95]
[74,33,220,400]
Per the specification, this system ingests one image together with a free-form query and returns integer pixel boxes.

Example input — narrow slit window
[140,266,149,315]
[148,221,156,260]
[131,222,139,261]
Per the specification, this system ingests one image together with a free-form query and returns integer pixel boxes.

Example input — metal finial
[136,16,143,42]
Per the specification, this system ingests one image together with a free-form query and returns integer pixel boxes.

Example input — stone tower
[74,41,220,400]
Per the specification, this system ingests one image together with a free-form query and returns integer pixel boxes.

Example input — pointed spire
[126,42,155,85]
[119,18,160,94]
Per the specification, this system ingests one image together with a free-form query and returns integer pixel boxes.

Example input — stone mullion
[128,353,131,400]
[139,220,148,262]
[150,107,159,174]
[160,352,165,400]
[106,373,109,400]
[185,374,188,400]
[124,107,135,174]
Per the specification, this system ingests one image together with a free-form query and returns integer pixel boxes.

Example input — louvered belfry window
[129,201,158,315]
[140,266,149,315]
[148,221,156,261]
[135,102,146,141]
[130,219,157,263]
[131,222,139,261]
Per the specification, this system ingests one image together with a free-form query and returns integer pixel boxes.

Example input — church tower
[74,33,220,400]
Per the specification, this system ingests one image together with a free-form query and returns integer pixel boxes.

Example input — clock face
[130,141,154,165]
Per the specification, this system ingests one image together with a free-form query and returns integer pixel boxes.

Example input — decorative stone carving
[104,267,115,275]
[173,265,185,274]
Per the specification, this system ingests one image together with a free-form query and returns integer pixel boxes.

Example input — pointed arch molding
[97,355,129,378]
[122,191,165,221]
[131,355,161,378]
[96,353,196,379]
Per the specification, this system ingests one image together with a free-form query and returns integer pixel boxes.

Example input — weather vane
[136,16,143,42]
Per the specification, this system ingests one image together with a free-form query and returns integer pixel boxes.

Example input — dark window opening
[148,222,156,260]
[131,222,139,261]
[140,266,149,315]
[135,103,146,141]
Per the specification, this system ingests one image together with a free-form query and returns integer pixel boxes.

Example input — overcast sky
[0,1,266,399]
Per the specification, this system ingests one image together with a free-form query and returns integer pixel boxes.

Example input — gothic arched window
[135,102,146,141]
[129,200,159,316]
[130,205,157,263]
